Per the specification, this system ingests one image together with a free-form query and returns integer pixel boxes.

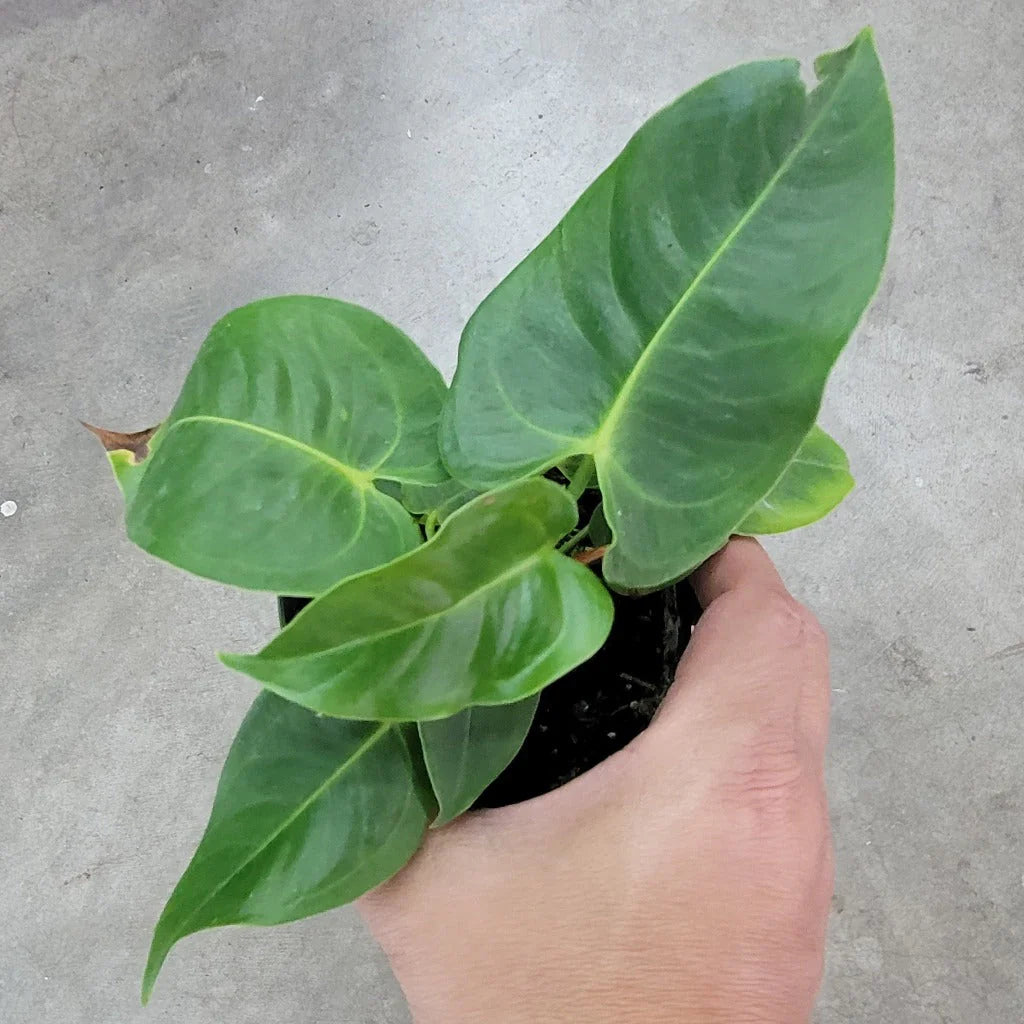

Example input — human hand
[360,537,833,1024]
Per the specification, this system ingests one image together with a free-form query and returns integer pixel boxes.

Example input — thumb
[649,538,830,767]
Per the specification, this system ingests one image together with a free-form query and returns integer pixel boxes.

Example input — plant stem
[566,455,595,502]
[424,509,441,538]
[557,522,591,554]
[572,544,608,566]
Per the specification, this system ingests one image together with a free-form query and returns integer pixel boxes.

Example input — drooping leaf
[738,425,854,534]
[221,479,614,720]
[419,695,540,826]
[441,30,894,591]
[142,693,432,1004]
[91,296,447,595]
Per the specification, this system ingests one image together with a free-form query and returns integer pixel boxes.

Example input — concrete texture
[1,1,1021,1020]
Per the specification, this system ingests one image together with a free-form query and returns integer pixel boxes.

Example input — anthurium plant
[88,29,893,1002]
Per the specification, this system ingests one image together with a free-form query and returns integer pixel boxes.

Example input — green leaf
[419,695,539,826]
[587,502,612,547]
[92,296,447,595]
[142,693,430,1004]
[440,30,894,591]
[738,425,854,534]
[221,478,614,720]
[400,477,479,517]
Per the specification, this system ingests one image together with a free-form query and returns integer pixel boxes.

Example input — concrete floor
[2,1,1022,1021]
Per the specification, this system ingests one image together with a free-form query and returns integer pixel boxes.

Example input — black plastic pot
[277,579,701,808]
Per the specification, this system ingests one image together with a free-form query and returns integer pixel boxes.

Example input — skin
[361,537,833,1024]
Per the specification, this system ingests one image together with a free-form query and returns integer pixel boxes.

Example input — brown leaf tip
[81,422,160,463]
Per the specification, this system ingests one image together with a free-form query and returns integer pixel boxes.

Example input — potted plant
[88,28,893,1003]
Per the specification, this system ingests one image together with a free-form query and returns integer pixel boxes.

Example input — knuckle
[756,590,828,652]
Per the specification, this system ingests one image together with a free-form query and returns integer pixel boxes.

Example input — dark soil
[473,579,702,807]
[472,472,704,805]
[278,595,312,627]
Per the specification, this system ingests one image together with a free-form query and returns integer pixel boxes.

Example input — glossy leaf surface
[441,30,894,590]
[738,425,853,534]
[143,693,430,1003]
[221,479,614,720]
[99,296,447,595]
[419,695,540,826]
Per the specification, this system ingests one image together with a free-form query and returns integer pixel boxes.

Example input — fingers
[691,535,789,607]
[649,538,830,770]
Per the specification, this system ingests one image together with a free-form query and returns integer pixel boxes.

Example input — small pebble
[0,500,16,517]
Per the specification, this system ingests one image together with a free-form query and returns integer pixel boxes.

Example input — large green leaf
[419,695,540,827]
[221,479,614,720]
[142,693,432,1004]
[441,30,894,590]
[738,425,853,534]
[92,296,447,595]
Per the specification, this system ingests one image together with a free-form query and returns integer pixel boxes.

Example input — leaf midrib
[146,722,393,989]
[265,549,551,662]
[170,414,375,487]
[592,58,855,456]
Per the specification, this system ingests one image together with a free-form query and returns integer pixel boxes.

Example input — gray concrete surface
[1,1,1021,1021]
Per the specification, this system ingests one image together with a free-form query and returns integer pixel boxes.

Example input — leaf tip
[217,650,248,674]
[218,650,277,690]
[140,935,170,1006]
[82,421,160,463]
[813,26,878,81]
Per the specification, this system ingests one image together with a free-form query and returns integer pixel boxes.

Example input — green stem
[424,509,441,538]
[557,522,591,554]
[565,455,595,502]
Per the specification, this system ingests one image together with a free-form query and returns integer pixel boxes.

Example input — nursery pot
[277,578,702,808]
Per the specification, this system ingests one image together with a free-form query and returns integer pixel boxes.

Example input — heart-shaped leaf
[418,695,540,826]
[441,30,893,590]
[221,478,614,720]
[142,693,432,1004]
[738,425,853,534]
[93,296,447,595]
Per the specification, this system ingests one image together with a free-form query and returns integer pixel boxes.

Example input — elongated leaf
[92,296,447,595]
[738,425,853,534]
[221,479,614,720]
[441,30,894,590]
[142,693,431,1004]
[419,695,540,826]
